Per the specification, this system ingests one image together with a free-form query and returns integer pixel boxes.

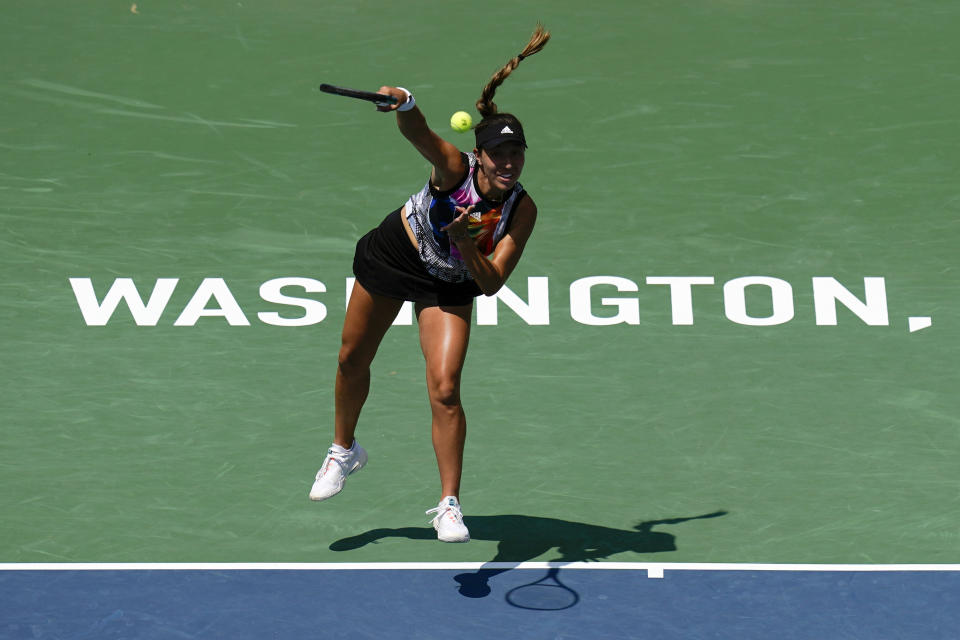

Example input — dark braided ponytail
[475,23,551,119]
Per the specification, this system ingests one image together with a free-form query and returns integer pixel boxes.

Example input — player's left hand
[442,205,474,243]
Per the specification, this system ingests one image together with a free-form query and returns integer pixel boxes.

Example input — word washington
[67,276,931,330]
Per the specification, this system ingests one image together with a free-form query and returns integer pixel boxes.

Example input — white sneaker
[309,442,367,501]
[426,496,470,543]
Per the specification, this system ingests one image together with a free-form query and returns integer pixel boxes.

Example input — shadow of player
[330,511,727,599]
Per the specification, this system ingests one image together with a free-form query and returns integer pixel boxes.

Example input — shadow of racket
[504,567,580,611]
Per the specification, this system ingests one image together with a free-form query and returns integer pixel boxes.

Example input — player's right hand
[375,86,409,112]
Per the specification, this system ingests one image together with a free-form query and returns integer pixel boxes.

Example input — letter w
[69,278,179,326]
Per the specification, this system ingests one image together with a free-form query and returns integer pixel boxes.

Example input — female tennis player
[310,25,550,543]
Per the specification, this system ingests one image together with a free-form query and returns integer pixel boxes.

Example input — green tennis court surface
[2,0,958,572]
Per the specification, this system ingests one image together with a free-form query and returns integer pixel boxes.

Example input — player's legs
[334,281,404,447]
[415,302,472,500]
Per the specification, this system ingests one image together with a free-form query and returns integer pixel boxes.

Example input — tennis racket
[318,83,398,105]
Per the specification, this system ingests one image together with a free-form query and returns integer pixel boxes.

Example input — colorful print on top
[405,152,526,284]
[428,196,504,259]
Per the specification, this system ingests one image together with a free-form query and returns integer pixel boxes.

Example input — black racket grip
[319,84,399,105]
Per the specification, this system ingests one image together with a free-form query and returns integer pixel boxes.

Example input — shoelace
[426,503,463,524]
[317,448,350,479]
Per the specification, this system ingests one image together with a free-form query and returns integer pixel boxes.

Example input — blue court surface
[2,564,958,639]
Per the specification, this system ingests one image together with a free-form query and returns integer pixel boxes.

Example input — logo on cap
[500,126,514,134]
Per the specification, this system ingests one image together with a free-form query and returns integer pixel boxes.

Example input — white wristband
[396,86,416,112]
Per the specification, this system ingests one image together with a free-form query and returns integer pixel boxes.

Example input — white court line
[2,562,960,580]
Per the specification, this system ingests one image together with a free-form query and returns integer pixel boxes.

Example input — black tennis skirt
[353,208,481,307]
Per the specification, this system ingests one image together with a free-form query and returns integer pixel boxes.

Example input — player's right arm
[376,86,466,191]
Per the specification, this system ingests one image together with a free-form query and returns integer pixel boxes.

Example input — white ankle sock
[330,442,353,454]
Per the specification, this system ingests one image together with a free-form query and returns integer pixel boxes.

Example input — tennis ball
[450,111,473,133]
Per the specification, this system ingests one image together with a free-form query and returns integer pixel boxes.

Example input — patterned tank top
[404,152,526,283]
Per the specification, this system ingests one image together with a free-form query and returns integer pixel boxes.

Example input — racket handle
[318,83,399,105]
